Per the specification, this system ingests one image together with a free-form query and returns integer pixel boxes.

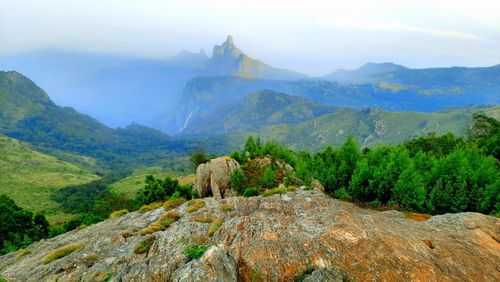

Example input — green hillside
[0,135,99,224]
[183,89,334,134]
[226,105,500,151]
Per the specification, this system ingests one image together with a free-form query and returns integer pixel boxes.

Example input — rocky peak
[211,35,242,60]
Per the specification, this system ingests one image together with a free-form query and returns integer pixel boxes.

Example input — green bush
[184,245,210,260]
[230,168,247,193]
[134,236,155,254]
[260,167,276,188]
[243,188,260,197]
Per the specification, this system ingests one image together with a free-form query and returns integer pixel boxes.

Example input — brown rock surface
[0,190,499,281]
[195,157,240,199]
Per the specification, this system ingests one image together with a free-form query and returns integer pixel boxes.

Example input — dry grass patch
[208,217,224,236]
[109,209,128,218]
[16,249,32,259]
[163,198,186,210]
[43,243,84,264]
[139,202,163,213]
[186,200,206,213]
[262,187,287,197]
[140,210,182,235]
[191,213,214,223]
[221,204,233,212]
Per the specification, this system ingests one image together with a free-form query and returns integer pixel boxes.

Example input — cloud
[318,17,482,41]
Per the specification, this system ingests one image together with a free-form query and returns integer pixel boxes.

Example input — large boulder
[195,157,240,199]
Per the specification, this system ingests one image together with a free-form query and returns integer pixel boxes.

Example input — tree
[336,136,361,188]
[391,164,426,211]
[190,150,210,169]
[244,136,259,158]
[261,167,276,188]
[230,168,247,193]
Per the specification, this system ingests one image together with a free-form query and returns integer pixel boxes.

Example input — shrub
[260,167,276,188]
[139,202,162,213]
[109,209,128,218]
[230,168,248,193]
[186,200,206,213]
[190,150,210,169]
[262,187,287,197]
[221,204,233,212]
[333,188,352,201]
[184,245,209,261]
[43,243,84,264]
[208,218,224,236]
[243,188,260,197]
[134,236,155,254]
[163,198,186,210]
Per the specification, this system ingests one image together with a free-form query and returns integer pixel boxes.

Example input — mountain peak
[225,35,234,45]
[212,35,242,59]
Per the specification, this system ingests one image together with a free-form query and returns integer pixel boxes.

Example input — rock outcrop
[195,157,240,199]
[1,189,499,281]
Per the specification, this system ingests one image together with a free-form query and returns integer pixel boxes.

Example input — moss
[208,217,224,236]
[134,236,155,254]
[186,200,206,213]
[262,187,287,197]
[15,249,32,259]
[109,209,128,218]
[43,243,84,264]
[163,198,186,210]
[139,202,163,213]
[221,204,233,212]
[184,244,210,261]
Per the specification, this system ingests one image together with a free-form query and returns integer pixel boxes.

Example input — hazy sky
[1,0,499,75]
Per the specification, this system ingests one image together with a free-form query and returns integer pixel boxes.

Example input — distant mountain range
[0,36,305,129]
[177,89,500,150]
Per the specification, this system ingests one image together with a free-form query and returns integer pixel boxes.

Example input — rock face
[172,246,237,282]
[195,157,240,199]
[1,190,499,281]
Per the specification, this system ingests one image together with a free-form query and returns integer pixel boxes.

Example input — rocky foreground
[1,189,499,281]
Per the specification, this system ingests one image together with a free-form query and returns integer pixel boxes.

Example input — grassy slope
[0,135,99,224]
[109,167,195,199]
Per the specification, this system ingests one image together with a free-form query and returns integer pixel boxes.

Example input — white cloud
[317,17,482,41]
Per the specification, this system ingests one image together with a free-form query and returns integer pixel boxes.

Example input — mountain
[0,134,99,224]
[206,35,306,80]
[180,89,335,134]
[167,49,209,68]
[0,71,196,169]
[1,189,498,280]
[325,62,408,83]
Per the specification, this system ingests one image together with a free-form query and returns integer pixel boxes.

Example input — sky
[1,0,499,75]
